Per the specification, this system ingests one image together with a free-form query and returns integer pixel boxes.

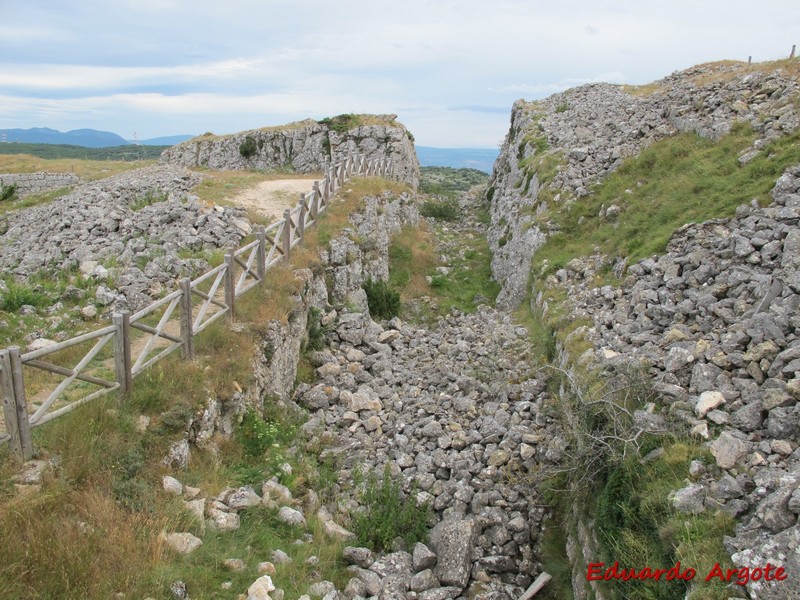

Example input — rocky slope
[485,59,800,599]
[160,116,421,190]
[487,61,800,309]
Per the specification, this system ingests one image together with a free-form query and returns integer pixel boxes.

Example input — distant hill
[0,143,167,161]
[416,146,499,173]
[1,127,131,148]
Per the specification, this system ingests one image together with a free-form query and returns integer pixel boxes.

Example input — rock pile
[550,165,800,599]
[295,305,559,599]
[488,61,800,309]
[0,171,80,198]
[0,165,251,310]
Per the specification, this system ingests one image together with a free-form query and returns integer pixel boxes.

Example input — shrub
[555,102,569,113]
[0,182,18,202]
[363,278,400,320]
[318,114,359,134]
[239,135,258,159]
[351,466,431,551]
[419,198,459,221]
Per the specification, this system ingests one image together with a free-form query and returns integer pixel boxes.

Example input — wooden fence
[0,153,393,461]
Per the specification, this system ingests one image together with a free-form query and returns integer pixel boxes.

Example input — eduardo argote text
[587,561,787,587]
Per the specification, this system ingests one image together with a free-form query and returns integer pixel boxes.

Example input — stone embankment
[552,166,800,599]
[0,172,80,197]
[0,165,251,311]
[488,61,800,309]
[160,116,421,190]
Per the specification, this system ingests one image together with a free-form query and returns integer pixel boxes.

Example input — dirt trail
[229,177,317,221]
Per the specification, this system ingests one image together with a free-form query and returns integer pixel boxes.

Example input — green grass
[0,143,166,161]
[419,197,460,221]
[593,442,736,600]
[534,123,800,275]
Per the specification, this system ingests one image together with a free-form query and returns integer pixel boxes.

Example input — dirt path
[230,177,318,221]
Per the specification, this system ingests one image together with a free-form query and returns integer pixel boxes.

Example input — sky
[1,1,798,148]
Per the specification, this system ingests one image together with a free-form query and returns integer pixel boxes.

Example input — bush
[318,114,359,134]
[419,198,459,221]
[352,466,431,551]
[0,182,18,202]
[239,135,258,159]
[363,278,400,320]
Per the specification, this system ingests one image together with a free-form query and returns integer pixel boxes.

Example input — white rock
[695,391,726,417]
[160,531,202,554]
[277,506,306,527]
[162,475,183,496]
[247,575,276,600]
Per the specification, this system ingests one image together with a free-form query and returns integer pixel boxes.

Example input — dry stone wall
[0,172,80,197]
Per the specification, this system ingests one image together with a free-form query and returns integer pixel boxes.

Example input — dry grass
[621,82,665,97]
[0,153,156,180]
[688,57,800,85]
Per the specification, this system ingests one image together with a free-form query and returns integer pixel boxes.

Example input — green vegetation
[1,182,17,202]
[0,143,166,161]
[317,113,398,134]
[130,189,169,211]
[419,166,488,197]
[351,465,431,552]
[0,279,50,312]
[419,197,460,221]
[239,135,258,159]
[363,278,401,320]
[534,123,800,276]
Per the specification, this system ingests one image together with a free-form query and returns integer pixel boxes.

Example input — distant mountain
[1,127,131,148]
[135,135,195,146]
[416,146,500,174]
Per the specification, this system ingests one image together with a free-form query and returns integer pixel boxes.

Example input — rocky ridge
[488,61,800,309]
[160,116,421,190]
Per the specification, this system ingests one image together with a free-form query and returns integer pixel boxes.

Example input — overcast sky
[1,1,798,147]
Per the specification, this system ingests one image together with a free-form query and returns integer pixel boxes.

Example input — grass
[592,442,736,600]
[533,123,800,277]
[0,152,157,180]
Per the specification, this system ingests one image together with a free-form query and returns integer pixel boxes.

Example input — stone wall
[159,116,421,190]
[0,172,80,197]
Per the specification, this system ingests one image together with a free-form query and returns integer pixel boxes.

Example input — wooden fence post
[329,166,337,194]
[311,182,320,220]
[282,209,292,259]
[338,162,345,186]
[791,44,796,59]
[256,226,266,283]
[297,193,307,240]
[1,349,32,461]
[6,347,33,461]
[179,279,194,360]
[224,252,236,321]
[113,312,132,399]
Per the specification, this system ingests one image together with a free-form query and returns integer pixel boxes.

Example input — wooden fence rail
[0,153,394,461]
